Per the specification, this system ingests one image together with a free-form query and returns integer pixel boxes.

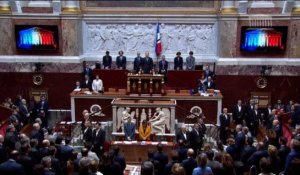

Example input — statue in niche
[140,108,147,122]
[116,107,136,131]
[149,108,170,134]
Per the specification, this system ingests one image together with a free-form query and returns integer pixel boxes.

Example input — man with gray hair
[284,139,300,174]
[133,51,143,73]
[176,123,189,147]
[41,156,55,175]
[19,99,30,125]
[182,148,197,175]
[235,124,246,159]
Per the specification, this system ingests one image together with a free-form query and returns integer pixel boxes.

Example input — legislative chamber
[0,1,300,175]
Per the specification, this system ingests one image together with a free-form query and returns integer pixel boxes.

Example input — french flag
[155,23,162,56]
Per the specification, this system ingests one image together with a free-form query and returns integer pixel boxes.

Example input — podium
[127,73,165,95]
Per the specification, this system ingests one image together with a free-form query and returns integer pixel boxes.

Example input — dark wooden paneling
[0,72,81,109]
[74,98,112,121]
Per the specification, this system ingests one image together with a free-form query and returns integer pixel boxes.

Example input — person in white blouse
[92,75,103,93]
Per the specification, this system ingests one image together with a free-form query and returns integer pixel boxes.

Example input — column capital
[220,1,238,15]
[62,1,81,14]
[0,1,11,14]
[292,2,300,15]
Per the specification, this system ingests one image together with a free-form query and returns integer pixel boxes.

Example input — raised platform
[70,91,223,125]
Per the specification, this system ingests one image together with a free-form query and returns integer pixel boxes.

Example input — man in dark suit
[133,52,143,73]
[203,65,214,79]
[174,52,183,70]
[116,50,126,69]
[204,76,216,89]
[189,123,203,155]
[81,75,93,91]
[113,146,126,173]
[273,119,282,147]
[102,51,112,69]
[60,137,73,161]
[247,142,268,168]
[177,139,188,163]
[246,104,260,137]
[49,146,63,175]
[284,139,300,175]
[124,117,135,141]
[82,61,93,79]
[83,121,93,143]
[0,135,7,164]
[153,143,169,175]
[182,148,197,175]
[235,124,245,160]
[286,100,294,112]
[4,124,18,150]
[36,95,49,128]
[142,51,153,74]
[241,137,256,164]
[232,100,245,125]
[0,150,26,175]
[158,55,168,75]
[30,123,44,145]
[274,99,284,110]
[176,124,189,147]
[261,104,272,127]
[219,108,231,144]
[278,137,291,171]
[41,156,56,175]
[19,99,30,125]
[18,144,34,175]
[164,151,179,175]
[92,122,106,157]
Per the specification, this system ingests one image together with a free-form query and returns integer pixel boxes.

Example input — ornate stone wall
[83,22,218,61]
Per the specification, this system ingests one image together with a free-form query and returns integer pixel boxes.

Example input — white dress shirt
[92,79,103,91]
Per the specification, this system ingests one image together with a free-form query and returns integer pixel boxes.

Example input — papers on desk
[200,92,209,96]
[114,141,123,144]
[151,142,159,145]
[84,91,92,95]
[161,141,168,145]
[74,89,81,92]
[123,141,138,144]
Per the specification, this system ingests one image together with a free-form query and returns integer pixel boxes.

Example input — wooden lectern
[127,73,165,95]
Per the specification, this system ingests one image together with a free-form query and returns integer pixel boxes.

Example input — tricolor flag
[155,23,162,56]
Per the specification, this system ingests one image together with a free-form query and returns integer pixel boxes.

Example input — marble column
[62,0,80,13]
[292,1,300,14]
[220,1,237,14]
[0,1,11,13]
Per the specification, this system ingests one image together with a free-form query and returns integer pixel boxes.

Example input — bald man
[182,148,197,175]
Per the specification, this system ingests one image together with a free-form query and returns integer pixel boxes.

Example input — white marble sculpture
[116,107,135,131]
[84,23,217,58]
[149,108,170,134]
[140,108,147,122]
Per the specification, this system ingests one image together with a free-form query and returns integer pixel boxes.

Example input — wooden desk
[111,141,174,163]
[127,73,165,95]
[70,91,223,125]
